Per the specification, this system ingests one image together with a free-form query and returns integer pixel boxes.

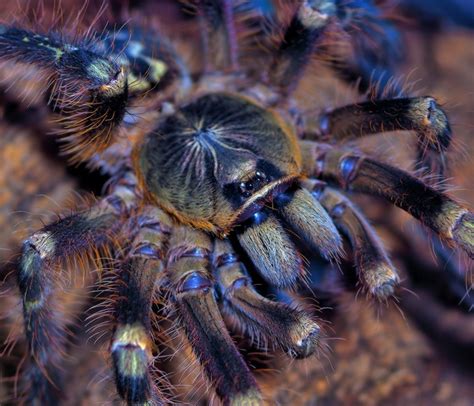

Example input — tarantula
[0,0,473,404]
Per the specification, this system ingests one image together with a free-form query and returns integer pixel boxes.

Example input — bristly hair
[0,21,129,164]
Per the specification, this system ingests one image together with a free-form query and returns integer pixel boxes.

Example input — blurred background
[0,1,473,404]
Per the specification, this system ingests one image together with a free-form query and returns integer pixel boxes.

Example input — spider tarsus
[291,326,321,359]
[414,97,452,151]
[451,212,474,259]
[371,278,398,300]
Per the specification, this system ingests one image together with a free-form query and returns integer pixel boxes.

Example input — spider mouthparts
[237,212,304,288]
[277,187,343,260]
[234,175,298,225]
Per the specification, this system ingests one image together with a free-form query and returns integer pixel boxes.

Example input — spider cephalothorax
[0,0,473,405]
[135,91,342,290]
[136,92,302,235]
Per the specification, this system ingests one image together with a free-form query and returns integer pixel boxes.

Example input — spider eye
[256,171,267,182]
[239,181,254,197]
[238,171,270,198]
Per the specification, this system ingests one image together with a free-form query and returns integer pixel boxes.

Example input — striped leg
[269,0,336,93]
[167,226,262,405]
[0,25,128,163]
[111,207,172,404]
[300,141,474,259]
[318,97,451,179]
[18,201,121,403]
[198,0,239,71]
[318,187,399,299]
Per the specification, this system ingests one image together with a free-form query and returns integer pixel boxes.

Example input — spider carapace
[0,0,473,405]
[137,93,304,234]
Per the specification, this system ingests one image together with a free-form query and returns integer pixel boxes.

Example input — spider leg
[269,0,336,93]
[17,185,135,403]
[327,0,403,96]
[268,0,402,96]
[315,186,399,299]
[98,27,192,97]
[167,226,262,405]
[300,141,474,258]
[197,0,239,71]
[317,96,466,299]
[318,97,451,178]
[213,239,320,358]
[111,206,172,404]
[0,25,128,163]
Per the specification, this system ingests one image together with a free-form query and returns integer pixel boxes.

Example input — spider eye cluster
[135,93,302,234]
[239,171,268,198]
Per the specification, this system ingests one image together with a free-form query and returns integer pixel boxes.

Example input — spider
[0,0,473,404]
